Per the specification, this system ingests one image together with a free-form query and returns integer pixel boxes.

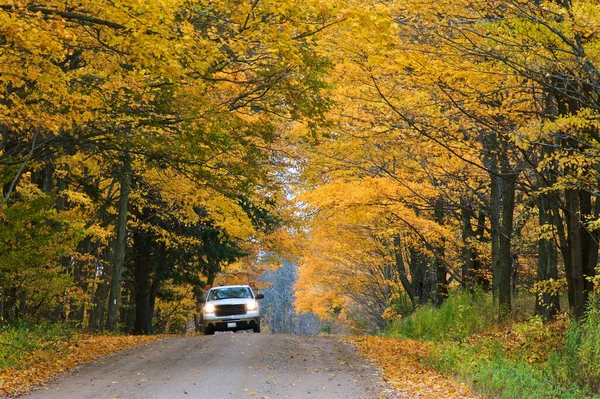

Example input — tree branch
[0,131,38,210]
[0,5,126,30]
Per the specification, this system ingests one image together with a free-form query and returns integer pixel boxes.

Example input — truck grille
[215,304,247,317]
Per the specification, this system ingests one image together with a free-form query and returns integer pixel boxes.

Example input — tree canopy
[1,0,600,333]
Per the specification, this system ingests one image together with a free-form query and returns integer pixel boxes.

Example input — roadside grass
[0,320,79,370]
[0,321,163,397]
[350,335,478,399]
[385,291,600,399]
[387,289,496,340]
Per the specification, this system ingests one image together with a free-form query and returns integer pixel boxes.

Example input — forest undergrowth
[371,291,600,399]
[0,322,163,397]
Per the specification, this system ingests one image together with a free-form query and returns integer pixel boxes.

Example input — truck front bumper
[202,315,260,331]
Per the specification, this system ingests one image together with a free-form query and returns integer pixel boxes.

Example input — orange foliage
[350,336,480,399]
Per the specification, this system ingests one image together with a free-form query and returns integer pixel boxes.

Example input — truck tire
[253,323,260,333]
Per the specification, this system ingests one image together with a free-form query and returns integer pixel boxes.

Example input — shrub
[429,341,594,399]
[551,296,600,394]
[388,289,496,340]
[577,296,600,393]
[387,290,599,398]
[0,320,78,369]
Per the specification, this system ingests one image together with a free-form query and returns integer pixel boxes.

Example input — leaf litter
[349,336,483,399]
[0,334,163,397]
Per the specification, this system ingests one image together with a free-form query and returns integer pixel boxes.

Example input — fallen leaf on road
[349,336,479,399]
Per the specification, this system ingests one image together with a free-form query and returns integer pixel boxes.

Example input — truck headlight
[204,303,215,314]
[246,300,258,311]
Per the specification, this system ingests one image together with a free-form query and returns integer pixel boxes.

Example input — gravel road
[23,333,399,399]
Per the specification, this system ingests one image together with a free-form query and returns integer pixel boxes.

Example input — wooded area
[1,0,600,339]
[0,0,332,333]
[294,0,600,331]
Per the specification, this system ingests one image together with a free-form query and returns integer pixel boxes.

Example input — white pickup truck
[199,285,264,335]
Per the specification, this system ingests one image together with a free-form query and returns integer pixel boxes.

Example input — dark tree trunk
[564,188,599,320]
[490,169,502,297]
[499,173,517,320]
[8,287,17,321]
[18,291,26,318]
[474,209,489,290]
[149,243,168,332]
[551,197,574,309]
[393,234,415,307]
[69,237,92,323]
[69,261,86,322]
[566,188,586,319]
[206,269,217,287]
[134,229,152,335]
[434,198,448,306]
[89,271,110,331]
[535,194,560,321]
[409,248,430,305]
[0,290,4,326]
[580,191,598,297]
[107,157,132,332]
[125,286,136,333]
[461,199,475,290]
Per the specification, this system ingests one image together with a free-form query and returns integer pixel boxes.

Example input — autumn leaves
[294,0,600,327]
[0,1,333,330]
[1,0,599,335]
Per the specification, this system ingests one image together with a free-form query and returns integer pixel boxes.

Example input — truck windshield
[208,287,252,300]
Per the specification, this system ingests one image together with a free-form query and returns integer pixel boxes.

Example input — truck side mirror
[255,294,264,300]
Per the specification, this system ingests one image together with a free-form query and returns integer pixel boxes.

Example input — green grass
[385,290,600,398]
[388,289,496,340]
[429,340,594,399]
[549,296,600,394]
[0,320,79,369]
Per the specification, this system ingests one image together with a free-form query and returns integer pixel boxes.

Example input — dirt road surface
[22,333,399,399]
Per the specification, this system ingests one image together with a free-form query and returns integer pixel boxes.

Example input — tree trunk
[107,157,132,331]
[535,194,560,321]
[490,170,502,297]
[550,197,574,310]
[566,188,586,319]
[461,199,475,290]
[8,287,16,321]
[474,209,489,290]
[89,275,110,330]
[69,237,92,323]
[580,190,598,298]
[134,229,152,335]
[499,173,516,320]
[409,248,429,305]
[125,287,136,333]
[434,198,447,306]
[69,261,86,322]
[18,291,26,318]
[149,243,167,331]
[0,290,4,326]
[393,234,415,307]
[563,187,598,320]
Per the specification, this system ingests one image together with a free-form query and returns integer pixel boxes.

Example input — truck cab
[200,285,264,335]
